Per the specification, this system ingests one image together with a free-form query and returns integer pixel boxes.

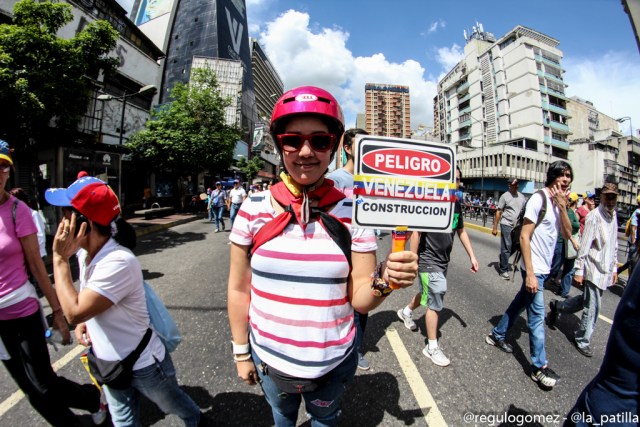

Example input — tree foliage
[236,156,265,183]
[127,67,242,176]
[0,0,119,149]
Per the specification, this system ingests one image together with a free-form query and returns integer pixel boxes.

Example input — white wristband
[231,340,250,354]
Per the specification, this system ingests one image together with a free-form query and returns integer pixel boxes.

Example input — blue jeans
[354,310,368,355]
[252,348,357,427]
[230,203,241,226]
[103,353,200,427]
[212,206,225,230]
[492,270,548,369]
[559,262,576,297]
[557,281,603,348]
[549,239,564,280]
[498,224,513,273]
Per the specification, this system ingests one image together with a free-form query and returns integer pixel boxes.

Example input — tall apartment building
[435,24,570,196]
[364,84,411,138]
[250,38,283,182]
[158,0,258,144]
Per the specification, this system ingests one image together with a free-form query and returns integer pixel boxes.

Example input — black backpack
[509,190,547,275]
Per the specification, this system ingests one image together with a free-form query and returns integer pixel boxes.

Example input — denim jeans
[559,266,575,297]
[103,353,200,427]
[557,280,602,348]
[492,270,548,369]
[549,239,564,281]
[212,206,225,231]
[230,203,241,226]
[498,224,513,273]
[353,310,368,355]
[252,348,357,427]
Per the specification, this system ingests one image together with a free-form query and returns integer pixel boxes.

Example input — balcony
[544,135,570,149]
[539,85,568,100]
[541,101,569,116]
[537,70,565,86]
[457,81,469,93]
[548,120,570,134]
[457,92,471,103]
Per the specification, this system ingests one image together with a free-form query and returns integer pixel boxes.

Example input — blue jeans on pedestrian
[354,310,368,355]
[559,262,576,297]
[557,280,603,348]
[548,239,564,281]
[230,203,241,226]
[213,205,225,231]
[252,348,357,427]
[103,353,200,427]
[498,224,513,274]
[492,270,548,369]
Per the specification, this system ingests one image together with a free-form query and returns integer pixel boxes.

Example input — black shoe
[485,333,513,353]
[574,339,594,357]
[547,300,560,329]
[531,365,559,388]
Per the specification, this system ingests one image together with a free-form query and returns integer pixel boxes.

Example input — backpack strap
[534,189,547,227]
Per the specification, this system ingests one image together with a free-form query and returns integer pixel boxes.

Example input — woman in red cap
[46,176,200,426]
[0,140,105,426]
[227,87,418,426]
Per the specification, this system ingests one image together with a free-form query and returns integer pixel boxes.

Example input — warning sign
[352,136,457,232]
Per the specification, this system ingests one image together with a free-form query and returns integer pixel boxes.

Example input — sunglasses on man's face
[277,133,336,153]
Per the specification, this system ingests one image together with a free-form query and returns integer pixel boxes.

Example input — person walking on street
[555,192,581,298]
[397,167,479,367]
[492,178,526,280]
[617,195,640,279]
[547,182,619,358]
[0,141,106,426]
[327,127,371,371]
[227,180,247,226]
[209,182,227,232]
[227,86,418,427]
[485,161,573,390]
[46,176,201,427]
[576,191,595,234]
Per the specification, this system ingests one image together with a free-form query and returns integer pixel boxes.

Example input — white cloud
[564,52,640,136]
[435,44,464,71]
[423,19,446,36]
[258,10,438,128]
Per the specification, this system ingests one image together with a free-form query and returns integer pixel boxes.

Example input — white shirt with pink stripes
[229,191,376,378]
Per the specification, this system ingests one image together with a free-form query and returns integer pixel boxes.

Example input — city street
[0,218,626,426]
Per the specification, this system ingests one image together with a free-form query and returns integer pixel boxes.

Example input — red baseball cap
[45,176,121,226]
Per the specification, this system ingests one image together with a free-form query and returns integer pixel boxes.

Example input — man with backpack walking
[492,178,526,280]
[485,161,573,389]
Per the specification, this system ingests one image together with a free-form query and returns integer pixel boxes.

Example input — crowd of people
[0,85,636,426]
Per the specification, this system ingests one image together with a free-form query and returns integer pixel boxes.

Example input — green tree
[127,67,242,178]
[236,156,265,183]
[0,0,119,148]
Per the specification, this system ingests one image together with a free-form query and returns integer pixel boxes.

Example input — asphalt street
[0,217,627,426]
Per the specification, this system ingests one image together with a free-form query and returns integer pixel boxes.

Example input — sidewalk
[126,212,205,238]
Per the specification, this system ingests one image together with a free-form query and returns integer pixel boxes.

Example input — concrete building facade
[435,24,570,197]
[364,84,411,138]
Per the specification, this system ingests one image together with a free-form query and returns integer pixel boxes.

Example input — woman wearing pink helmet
[227,86,417,426]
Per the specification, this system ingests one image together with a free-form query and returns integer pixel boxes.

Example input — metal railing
[461,204,496,228]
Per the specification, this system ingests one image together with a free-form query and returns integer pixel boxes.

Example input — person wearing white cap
[46,176,201,426]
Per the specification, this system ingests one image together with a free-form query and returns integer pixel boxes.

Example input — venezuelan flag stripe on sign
[353,174,459,202]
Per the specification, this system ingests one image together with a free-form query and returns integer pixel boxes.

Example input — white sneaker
[423,345,450,367]
[397,309,417,331]
[91,390,108,425]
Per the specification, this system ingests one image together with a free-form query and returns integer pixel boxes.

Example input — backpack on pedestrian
[509,189,547,280]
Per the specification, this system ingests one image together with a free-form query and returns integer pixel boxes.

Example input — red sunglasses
[276,133,336,153]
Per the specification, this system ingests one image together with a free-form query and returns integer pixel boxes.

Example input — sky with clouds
[245,0,639,135]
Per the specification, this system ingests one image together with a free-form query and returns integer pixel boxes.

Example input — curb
[133,215,203,238]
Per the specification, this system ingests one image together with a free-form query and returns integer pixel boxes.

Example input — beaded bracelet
[371,262,393,297]
[233,354,252,362]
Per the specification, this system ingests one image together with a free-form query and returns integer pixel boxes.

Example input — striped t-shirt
[229,191,377,378]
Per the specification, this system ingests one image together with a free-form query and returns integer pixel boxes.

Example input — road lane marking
[0,345,85,417]
[598,314,613,325]
[386,326,447,426]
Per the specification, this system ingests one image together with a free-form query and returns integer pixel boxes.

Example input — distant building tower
[159,0,258,144]
[364,84,411,138]
[355,113,366,130]
[435,24,570,197]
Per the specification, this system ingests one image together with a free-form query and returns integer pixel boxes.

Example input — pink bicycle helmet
[270,86,345,155]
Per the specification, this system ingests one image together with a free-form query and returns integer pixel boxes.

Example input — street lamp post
[617,116,633,137]
[98,84,156,145]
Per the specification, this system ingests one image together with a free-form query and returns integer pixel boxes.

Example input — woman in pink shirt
[0,140,104,426]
